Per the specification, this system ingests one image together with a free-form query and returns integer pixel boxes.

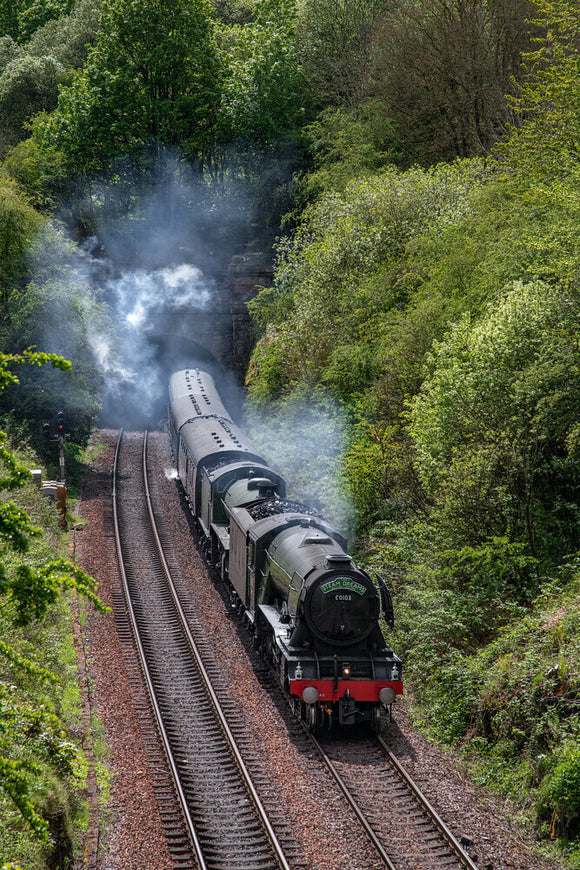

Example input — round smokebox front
[305,573,379,646]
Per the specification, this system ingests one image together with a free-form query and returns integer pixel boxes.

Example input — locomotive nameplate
[320,577,366,596]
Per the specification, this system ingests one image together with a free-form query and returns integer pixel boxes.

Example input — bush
[247,159,484,402]
[539,747,580,842]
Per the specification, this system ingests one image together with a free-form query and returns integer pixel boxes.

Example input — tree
[0,36,20,72]
[502,0,580,177]
[0,55,64,156]
[41,0,223,172]
[296,0,389,111]
[300,103,401,198]
[0,179,42,294]
[247,160,483,402]
[16,0,74,43]
[0,0,73,43]
[0,0,24,41]
[24,0,102,71]
[221,10,307,143]
[0,0,102,157]
[212,0,258,25]
[0,350,106,844]
[408,281,580,558]
[372,0,535,164]
[0,191,108,436]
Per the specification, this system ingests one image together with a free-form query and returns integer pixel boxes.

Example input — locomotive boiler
[168,368,403,729]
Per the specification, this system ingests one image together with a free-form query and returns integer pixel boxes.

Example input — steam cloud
[23,155,352,537]
[90,254,219,426]
[46,154,259,427]
[244,399,356,537]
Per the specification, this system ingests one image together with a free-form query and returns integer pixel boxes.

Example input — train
[168,368,402,729]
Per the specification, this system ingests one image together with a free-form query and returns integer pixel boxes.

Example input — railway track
[112,429,296,870]
[311,728,481,870]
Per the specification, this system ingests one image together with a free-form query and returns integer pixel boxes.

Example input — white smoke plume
[244,396,356,538]
[63,154,259,427]
[24,149,292,430]
[113,263,213,331]
[73,240,219,426]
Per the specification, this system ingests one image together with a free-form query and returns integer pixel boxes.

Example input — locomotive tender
[168,368,402,728]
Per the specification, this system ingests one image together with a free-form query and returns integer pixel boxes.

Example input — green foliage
[0,180,41,295]
[367,0,534,167]
[0,350,71,390]
[291,0,534,173]
[0,0,74,44]
[212,0,258,25]
[247,159,483,403]
[409,281,580,559]
[539,746,580,841]
[41,0,222,172]
[0,55,64,156]
[342,413,418,531]
[220,8,307,143]
[0,37,20,71]
[301,103,401,198]
[295,0,388,110]
[0,1,20,40]
[247,159,488,536]
[439,538,540,610]
[392,538,539,708]
[0,0,101,158]
[0,0,578,858]
[393,559,579,746]
[503,0,580,178]
[244,32,580,850]
[0,352,106,850]
[16,0,74,43]
[9,558,103,626]
[1,133,69,211]
[24,0,102,71]
[404,170,580,315]
[0,221,108,435]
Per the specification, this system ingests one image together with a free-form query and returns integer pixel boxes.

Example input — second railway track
[312,728,480,870]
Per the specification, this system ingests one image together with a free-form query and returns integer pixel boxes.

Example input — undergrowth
[386,546,580,866]
[0,431,95,868]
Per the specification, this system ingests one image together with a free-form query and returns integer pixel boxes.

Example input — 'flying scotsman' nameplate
[320,577,366,596]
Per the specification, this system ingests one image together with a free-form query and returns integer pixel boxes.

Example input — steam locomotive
[168,368,402,729]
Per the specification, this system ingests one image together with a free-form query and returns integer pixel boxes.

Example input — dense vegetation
[1,0,579,866]
[245,2,580,863]
[0,354,106,867]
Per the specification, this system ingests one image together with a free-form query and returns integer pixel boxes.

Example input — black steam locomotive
[168,368,402,729]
